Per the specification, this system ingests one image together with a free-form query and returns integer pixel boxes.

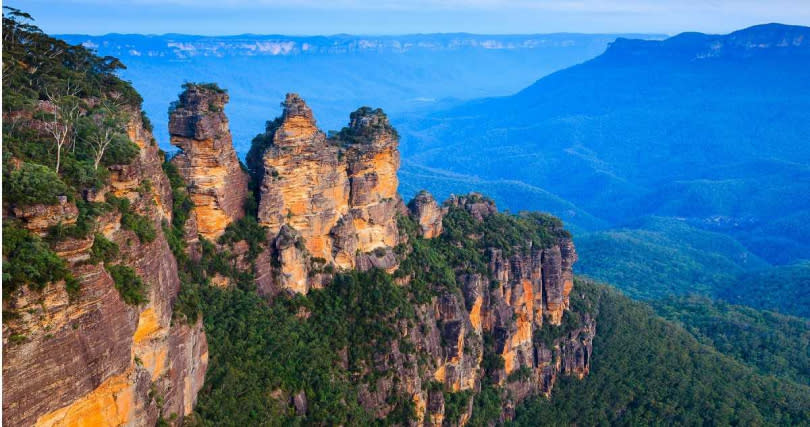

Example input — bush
[443,390,473,424]
[4,162,69,205]
[100,135,139,167]
[2,224,74,297]
[108,195,157,243]
[89,233,119,264]
[106,264,147,305]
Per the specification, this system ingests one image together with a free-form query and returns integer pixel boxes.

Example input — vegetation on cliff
[2,8,146,300]
[169,178,588,424]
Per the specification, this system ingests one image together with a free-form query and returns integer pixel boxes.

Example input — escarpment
[378,193,592,424]
[170,91,592,423]
[169,83,249,241]
[4,53,592,425]
[3,110,207,426]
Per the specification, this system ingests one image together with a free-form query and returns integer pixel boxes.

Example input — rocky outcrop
[405,195,590,423]
[3,112,207,427]
[3,81,591,427]
[408,190,444,239]
[249,94,401,293]
[169,83,249,241]
[341,193,590,424]
[12,196,79,235]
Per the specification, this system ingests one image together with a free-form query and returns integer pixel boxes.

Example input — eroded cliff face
[409,190,444,239]
[249,94,401,294]
[2,112,207,427]
[169,84,249,241]
[238,97,592,424]
[357,193,593,425]
[4,84,592,426]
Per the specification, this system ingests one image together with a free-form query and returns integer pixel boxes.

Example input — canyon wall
[3,112,207,427]
[4,86,591,427]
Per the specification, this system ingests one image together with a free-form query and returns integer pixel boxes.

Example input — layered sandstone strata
[3,112,207,427]
[169,84,249,241]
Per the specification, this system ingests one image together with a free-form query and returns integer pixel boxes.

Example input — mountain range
[57,32,664,153]
[396,24,810,308]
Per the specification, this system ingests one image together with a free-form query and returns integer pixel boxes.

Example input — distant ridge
[57,32,666,58]
[399,22,810,270]
[602,23,810,61]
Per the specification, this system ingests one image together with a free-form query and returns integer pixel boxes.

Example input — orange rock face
[3,112,207,427]
[249,94,401,293]
[395,194,591,423]
[408,191,444,239]
[169,84,249,241]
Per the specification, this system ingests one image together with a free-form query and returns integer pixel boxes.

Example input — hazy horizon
[9,0,810,36]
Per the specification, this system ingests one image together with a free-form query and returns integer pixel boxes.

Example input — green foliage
[218,214,267,262]
[511,279,810,426]
[717,262,810,318]
[574,217,766,300]
[334,106,399,145]
[106,264,147,305]
[443,390,473,424]
[466,383,503,427]
[48,200,110,242]
[182,82,227,94]
[108,195,156,243]
[396,201,571,306]
[89,233,119,264]
[191,269,416,424]
[654,295,810,385]
[3,8,141,108]
[140,111,154,132]
[2,8,144,209]
[4,162,69,205]
[2,223,75,297]
[506,366,533,383]
[245,117,282,187]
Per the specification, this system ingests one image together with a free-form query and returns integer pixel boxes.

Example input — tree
[42,82,81,173]
[81,95,128,170]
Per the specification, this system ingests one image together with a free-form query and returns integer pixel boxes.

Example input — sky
[6,0,810,36]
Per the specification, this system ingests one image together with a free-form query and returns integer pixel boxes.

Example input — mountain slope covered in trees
[512,280,810,425]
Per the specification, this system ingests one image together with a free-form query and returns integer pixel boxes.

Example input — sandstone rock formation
[3,112,207,427]
[248,94,401,293]
[408,190,444,238]
[351,194,592,424]
[4,84,591,426]
[169,83,249,241]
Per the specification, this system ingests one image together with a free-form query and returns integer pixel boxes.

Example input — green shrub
[4,162,69,205]
[121,210,156,243]
[100,135,139,167]
[218,214,267,261]
[443,390,473,424]
[2,224,74,297]
[89,233,119,264]
[108,194,157,243]
[106,264,148,305]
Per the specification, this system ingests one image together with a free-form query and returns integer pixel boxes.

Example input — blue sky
[8,0,810,36]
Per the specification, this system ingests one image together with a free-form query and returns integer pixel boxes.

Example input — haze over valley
[3,4,809,425]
